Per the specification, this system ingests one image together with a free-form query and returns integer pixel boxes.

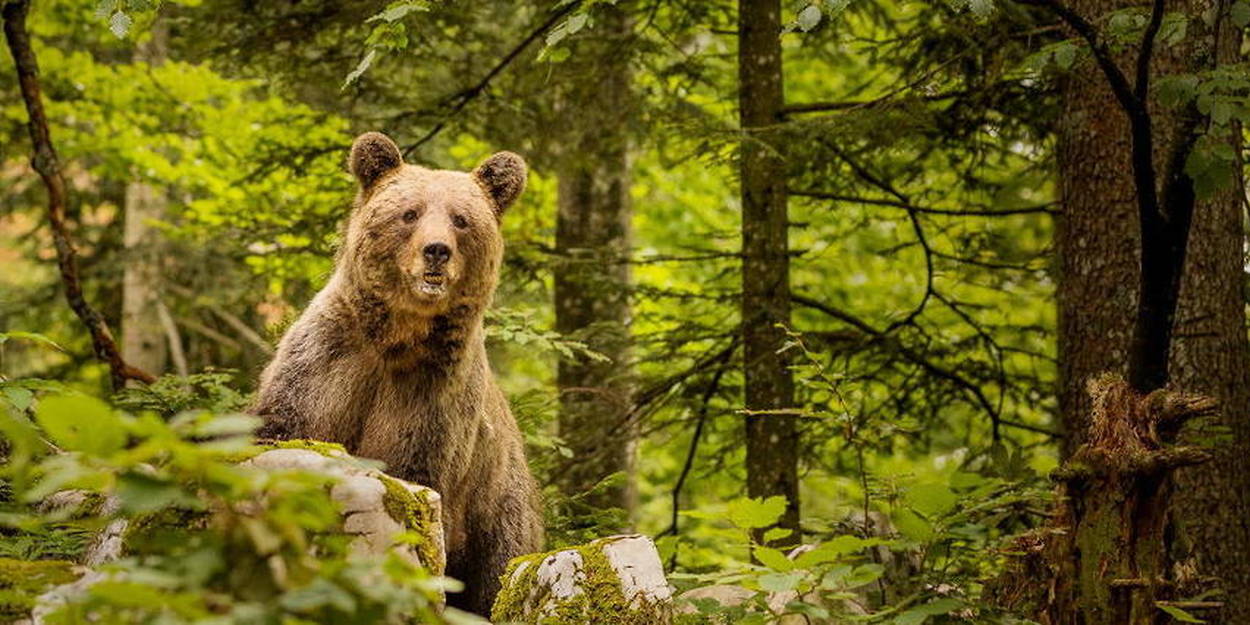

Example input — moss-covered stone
[377,474,442,572]
[492,536,671,625]
[0,558,78,621]
[220,438,350,464]
[268,439,348,456]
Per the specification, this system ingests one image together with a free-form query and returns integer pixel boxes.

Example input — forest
[1,0,1248,623]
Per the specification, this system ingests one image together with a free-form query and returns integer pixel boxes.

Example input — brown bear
[252,131,543,616]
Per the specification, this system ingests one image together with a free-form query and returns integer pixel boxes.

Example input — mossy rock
[0,558,78,622]
[246,444,446,574]
[492,534,673,624]
[377,474,444,573]
[218,438,351,464]
[86,441,445,576]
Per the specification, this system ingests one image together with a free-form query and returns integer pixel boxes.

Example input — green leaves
[790,0,852,32]
[93,0,157,39]
[343,1,432,87]
[108,11,132,39]
[893,598,962,625]
[1232,0,1250,27]
[1186,135,1238,198]
[1158,604,1205,623]
[727,495,788,530]
[367,1,431,24]
[0,331,64,353]
[908,481,958,517]
[34,395,126,456]
[2,386,468,625]
[343,50,377,89]
[1022,40,1080,74]
[797,5,823,32]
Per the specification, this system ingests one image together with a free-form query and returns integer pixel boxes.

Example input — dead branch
[2,0,155,389]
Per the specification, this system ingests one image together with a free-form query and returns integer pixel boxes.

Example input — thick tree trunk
[990,378,1218,624]
[122,23,170,378]
[1056,0,1250,619]
[738,0,800,544]
[553,7,636,515]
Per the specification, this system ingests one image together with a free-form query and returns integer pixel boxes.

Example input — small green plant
[0,378,482,624]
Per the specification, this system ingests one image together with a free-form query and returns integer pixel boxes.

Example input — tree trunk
[989,378,1218,624]
[553,7,636,515]
[1056,0,1250,618]
[122,22,170,379]
[738,0,800,544]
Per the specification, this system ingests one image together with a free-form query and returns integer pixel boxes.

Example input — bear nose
[423,242,452,266]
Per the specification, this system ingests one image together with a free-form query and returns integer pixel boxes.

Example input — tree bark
[122,31,170,380]
[1056,0,1250,618]
[739,0,800,544]
[552,6,637,515]
[989,378,1218,624]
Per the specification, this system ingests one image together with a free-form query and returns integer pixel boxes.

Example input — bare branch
[3,0,155,389]
[402,1,583,157]
[790,189,1057,217]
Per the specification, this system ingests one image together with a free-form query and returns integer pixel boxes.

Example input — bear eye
[452,214,469,229]
[401,209,418,223]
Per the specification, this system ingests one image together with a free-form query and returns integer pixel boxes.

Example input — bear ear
[473,151,527,215]
[349,132,404,190]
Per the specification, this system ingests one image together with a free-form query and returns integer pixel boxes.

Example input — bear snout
[423,242,452,267]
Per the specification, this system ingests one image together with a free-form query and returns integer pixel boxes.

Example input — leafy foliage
[0,377,478,624]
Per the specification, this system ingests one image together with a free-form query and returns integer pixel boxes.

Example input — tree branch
[3,0,155,390]
[1016,0,1140,114]
[791,294,1064,438]
[402,1,582,157]
[1135,0,1166,103]
[789,189,1057,217]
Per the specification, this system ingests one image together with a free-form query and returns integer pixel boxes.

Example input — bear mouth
[416,272,447,295]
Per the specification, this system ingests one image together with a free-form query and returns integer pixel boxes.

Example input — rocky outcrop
[492,534,674,624]
[243,445,445,574]
[22,441,445,624]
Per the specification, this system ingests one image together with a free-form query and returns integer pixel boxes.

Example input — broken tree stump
[990,375,1219,625]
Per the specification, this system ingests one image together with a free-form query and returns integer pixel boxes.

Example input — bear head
[341,132,526,319]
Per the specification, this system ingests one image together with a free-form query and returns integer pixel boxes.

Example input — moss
[491,551,546,622]
[221,438,350,464]
[491,537,671,625]
[0,558,78,620]
[123,506,211,549]
[377,474,441,571]
[269,439,348,456]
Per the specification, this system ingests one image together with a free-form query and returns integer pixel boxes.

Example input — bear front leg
[451,490,543,617]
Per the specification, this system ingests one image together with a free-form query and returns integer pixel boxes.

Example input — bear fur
[253,131,543,615]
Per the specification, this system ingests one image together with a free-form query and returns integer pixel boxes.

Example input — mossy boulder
[492,534,673,624]
[243,445,446,574]
[0,558,78,622]
[68,440,446,575]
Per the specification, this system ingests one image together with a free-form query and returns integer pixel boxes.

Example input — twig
[660,364,727,548]
[789,189,1057,217]
[792,294,1063,438]
[402,1,583,157]
[167,283,274,355]
[2,0,154,390]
